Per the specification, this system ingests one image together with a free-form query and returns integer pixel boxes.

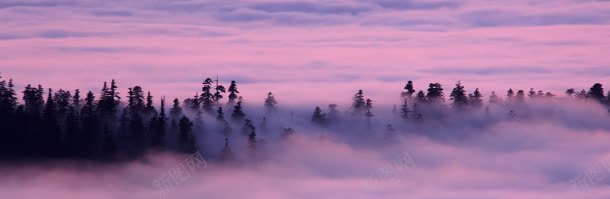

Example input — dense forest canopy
[0,74,609,162]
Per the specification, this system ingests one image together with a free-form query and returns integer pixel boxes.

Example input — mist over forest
[1,75,610,199]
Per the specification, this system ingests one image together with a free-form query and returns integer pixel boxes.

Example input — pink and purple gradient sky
[1,0,610,105]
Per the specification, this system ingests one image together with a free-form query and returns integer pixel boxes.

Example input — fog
[2,98,610,199]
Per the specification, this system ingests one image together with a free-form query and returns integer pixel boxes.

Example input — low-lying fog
[2,99,610,199]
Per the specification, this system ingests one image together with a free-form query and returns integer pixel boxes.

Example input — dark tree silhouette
[400,99,410,119]
[587,83,606,104]
[264,92,278,113]
[217,107,225,121]
[282,128,295,139]
[469,88,483,108]
[415,90,426,103]
[566,88,576,97]
[426,83,444,103]
[352,89,366,113]
[516,90,525,102]
[179,116,197,153]
[528,88,536,98]
[231,101,246,121]
[402,80,415,98]
[42,88,62,156]
[507,89,515,101]
[213,78,226,104]
[450,81,468,108]
[311,106,326,125]
[220,138,235,162]
[227,80,239,105]
[328,104,340,122]
[150,97,167,148]
[144,91,157,116]
[489,91,500,104]
[364,98,374,127]
[201,78,215,113]
[242,119,255,136]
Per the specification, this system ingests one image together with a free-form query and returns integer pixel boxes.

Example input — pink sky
[1,0,610,105]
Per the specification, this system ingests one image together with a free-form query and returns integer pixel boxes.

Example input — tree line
[0,74,609,161]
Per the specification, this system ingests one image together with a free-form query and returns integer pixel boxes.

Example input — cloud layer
[1,0,610,105]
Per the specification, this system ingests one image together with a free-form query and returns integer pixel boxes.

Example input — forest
[0,74,609,162]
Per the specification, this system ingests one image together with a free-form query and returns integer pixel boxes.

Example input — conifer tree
[242,119,255,135]
[587,83,606,104]
[144,91,157,116]
[469,88,483,108]
[489,91,500,104]
[426,83,444,103]
[217,107,225,121]
[415,90,426,103]
[507,89,515,101]
[565,88,576,97]
[516,90,525,102]
[42,88,62,156]
[227,80,239,105]
[231,101,246,121]
[150,97,167,148]
[352,90,366,113]
[400,99,410,119]
[528,88,536,98]
[449,81,468,108]
[170,98,183,118]
[178,116,197,153]
[311,106,326,125]
[403,80,416,98]
[201,78,214,112]
[213,78,226,104]
[328,104,340,122]
[264,92,278,114]
[220,138,235,162]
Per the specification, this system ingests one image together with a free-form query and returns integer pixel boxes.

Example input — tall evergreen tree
[449,81,468,108]
[227,80,239,105]
[415,90,426,103]
[400,99,410,119]
[489,91,500,104]
[352,90,366,113]
[213,78,226,104]
[80,91,98,158]
[587,83,606,104]
[151,97,167,148]
[23,84,45,116]
[311,106,326,125]
[231,101,246,121]
[507,89,515,101]
[469,88,483,108]
[144,91,157,116]
[565,88,576,97]
[328,104,340,122]
[364,99,374,125]
[0,77,18,114]
[528,88,536,98]
[264,92,277,113]
[178,116,197,153]
[220,138,235,162]
[201,78,214,112]
[72,89,81,111]
[403,80,416,98]
[426,83,444,103]
[217,107,225,121]
[516,90,525,102]
[42,88,62,156]
[242,119,255,135]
